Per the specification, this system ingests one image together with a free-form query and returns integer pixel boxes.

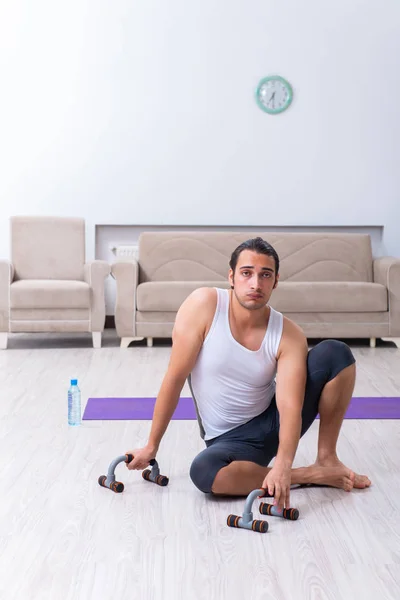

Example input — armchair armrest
[0,260,13,332]
[373,257,400,336]
[111,260,139,337]
[84,260,111,332]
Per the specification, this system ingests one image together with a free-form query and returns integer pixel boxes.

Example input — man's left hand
[261,466,291,511]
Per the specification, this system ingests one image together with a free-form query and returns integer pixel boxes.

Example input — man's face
[228,250,279,311]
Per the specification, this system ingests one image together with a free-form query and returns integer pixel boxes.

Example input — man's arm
[147,289,213,451]
[127,287,216,469]
[273,318,308,469]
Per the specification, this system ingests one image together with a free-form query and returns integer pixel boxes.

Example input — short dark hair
[229,237,280,275]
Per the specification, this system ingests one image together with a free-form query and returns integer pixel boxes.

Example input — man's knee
[309,339,355,381]
[190,451,217,494]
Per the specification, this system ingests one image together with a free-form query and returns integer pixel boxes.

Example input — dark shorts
[189,339,355,494]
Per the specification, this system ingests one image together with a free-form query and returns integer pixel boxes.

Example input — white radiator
[110,245,139,261]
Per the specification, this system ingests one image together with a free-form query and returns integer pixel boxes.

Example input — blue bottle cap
[70,379,78,385]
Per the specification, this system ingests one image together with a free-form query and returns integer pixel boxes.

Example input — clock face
[256,76,293,114]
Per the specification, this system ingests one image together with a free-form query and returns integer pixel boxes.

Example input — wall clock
[256,76,293,114]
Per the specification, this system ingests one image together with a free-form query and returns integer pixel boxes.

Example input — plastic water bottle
[68,379,81,426]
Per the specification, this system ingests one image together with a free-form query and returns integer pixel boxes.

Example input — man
[126,237,371,510]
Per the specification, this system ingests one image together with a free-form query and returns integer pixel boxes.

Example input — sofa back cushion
[138,232,373,283]
[11,216,85,281]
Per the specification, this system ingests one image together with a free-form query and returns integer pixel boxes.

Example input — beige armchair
[0,216,110,349]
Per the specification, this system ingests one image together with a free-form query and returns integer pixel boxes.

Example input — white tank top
[188,287,284,441]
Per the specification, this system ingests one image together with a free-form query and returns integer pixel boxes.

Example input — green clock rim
[255,76,293,114]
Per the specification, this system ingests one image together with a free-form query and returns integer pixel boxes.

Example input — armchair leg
[370,337,376,348]
[147,337,153,347]
[381,337,400,348]
[92,332,101,349]
[120,337,144,348]
[0,333,8,350]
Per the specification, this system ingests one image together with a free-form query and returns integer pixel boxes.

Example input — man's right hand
[125,445,157,470]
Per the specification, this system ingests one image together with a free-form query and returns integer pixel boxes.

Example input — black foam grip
[288,508,299,520]
[252,519,269,533]
[259,503,299,520]
[142,469,151,481]
[259,488,274,498]
[125,454,155,466]
[98,476,124,493]
[227,514,241,528]
[156,474,169,486]
[227,515,268,532]
[111,481,124,493]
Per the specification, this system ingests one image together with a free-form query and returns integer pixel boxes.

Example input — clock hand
[268,91,276,108]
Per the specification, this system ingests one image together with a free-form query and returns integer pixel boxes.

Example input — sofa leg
[147,337,153,348]
[0,333,8,350]
[92,332,101,349]
[381,337,400,348]
[370,337,376,348]
[120,337,144,348]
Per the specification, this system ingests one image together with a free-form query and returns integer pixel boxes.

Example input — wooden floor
[0,332,400,600]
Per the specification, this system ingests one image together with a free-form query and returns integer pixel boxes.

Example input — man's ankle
[316,450,339,465]
[291,465,317,486]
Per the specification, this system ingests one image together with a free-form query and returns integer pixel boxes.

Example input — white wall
[0,0,399,260]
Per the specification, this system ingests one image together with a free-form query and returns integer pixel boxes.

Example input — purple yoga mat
[82,396,400,420]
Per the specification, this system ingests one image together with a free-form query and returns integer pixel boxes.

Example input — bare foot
[314,456,371,489]
[299,464,355,491]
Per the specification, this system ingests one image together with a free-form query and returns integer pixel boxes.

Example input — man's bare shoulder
[282,316,307,340]
[277,316,308,356]
[181,287,218,312]
[189,286,218,303]
[174,287,218,337]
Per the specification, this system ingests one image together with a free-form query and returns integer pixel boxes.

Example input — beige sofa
[111,231,400,348]
[0,216,110,349]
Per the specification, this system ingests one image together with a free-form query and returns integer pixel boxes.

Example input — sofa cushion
[11,309,89,320]
[137,281,387,313]
[10,280,91,309]
[136,281,230,312]
[269,282,387,312]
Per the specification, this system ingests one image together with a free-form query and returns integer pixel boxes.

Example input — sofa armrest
[111,260,139,337]
[0,260,13,332]
[373,257,400,335]
[84,260,110,332]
